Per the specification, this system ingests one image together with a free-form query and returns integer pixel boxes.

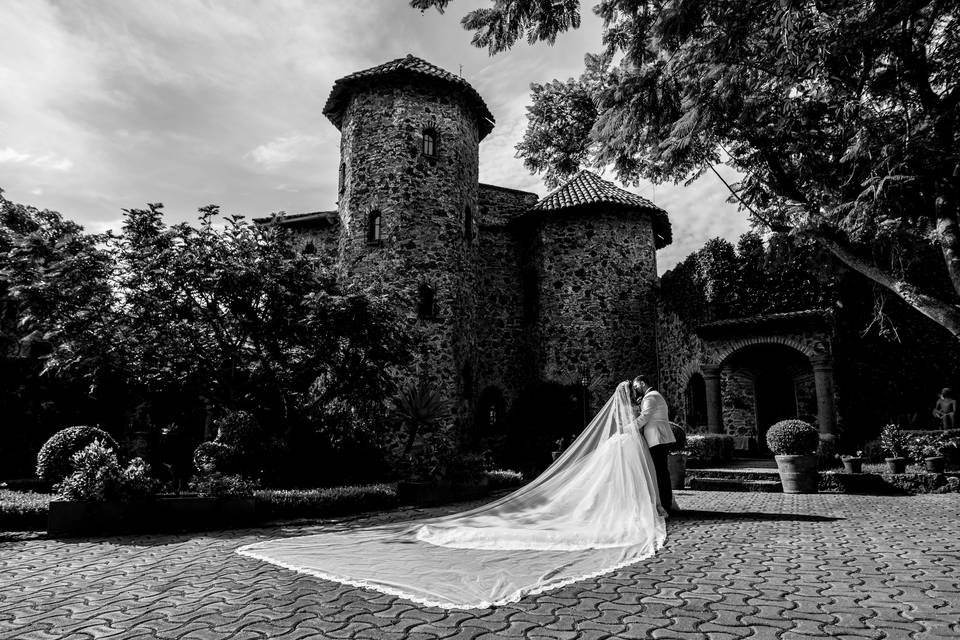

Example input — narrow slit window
[338,162,346,195]
[418,283,437,319]
[463,205,474,241]
[422,129,437,157]
[367,210,382,243]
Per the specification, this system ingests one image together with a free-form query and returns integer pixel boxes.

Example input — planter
[667,453,687,490]
[842,458,863,474]
[48,495,257,537]
[774,454,819,494]
[924,456,947,473]
[885,457,908,474]
[397,480,489,506]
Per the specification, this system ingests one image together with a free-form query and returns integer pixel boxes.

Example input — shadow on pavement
[670,509,843,522]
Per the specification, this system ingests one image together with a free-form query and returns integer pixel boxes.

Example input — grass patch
[0,489,54,531]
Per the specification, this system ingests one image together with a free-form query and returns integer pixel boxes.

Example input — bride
[237,381,667,609]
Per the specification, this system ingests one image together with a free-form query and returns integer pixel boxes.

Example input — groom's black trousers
[649,444,674,513]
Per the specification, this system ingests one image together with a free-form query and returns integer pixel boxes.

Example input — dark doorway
[755,369,798,453]
[503,381,589,474]
[686,373,707,429]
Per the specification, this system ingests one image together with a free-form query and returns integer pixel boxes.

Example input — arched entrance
[693,310,838,448]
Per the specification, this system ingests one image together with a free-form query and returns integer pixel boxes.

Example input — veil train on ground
[236,381,667,609]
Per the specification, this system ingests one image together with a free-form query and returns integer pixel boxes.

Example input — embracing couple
[239,375,681,609]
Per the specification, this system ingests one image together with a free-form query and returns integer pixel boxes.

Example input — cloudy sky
[1,0,750,273]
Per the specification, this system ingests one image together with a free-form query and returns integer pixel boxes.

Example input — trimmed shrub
[193,441,237,475]
[56,440,123,501]
[0,489,52,531]
[189,473,258,497]
[36,426,120,484]
[255,484,397,520]
[766,420,818,455]
[119,458,159,501]
[484,469,524,490]
[669,422,687,451]
[686,434,735,467]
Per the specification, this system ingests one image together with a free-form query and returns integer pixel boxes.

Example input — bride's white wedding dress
[236,381,666,609]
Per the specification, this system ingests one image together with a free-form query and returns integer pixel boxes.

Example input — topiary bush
[36,426,120,484]
[192,441,237,475]
[766,420,818,456]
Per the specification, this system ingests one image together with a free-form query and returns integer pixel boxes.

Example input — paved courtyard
[1,491,959,639]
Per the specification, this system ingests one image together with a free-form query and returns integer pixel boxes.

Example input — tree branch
[815,234,960,337]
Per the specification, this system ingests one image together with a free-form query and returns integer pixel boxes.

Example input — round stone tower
[322,54,495,420]
[523,170,673,400]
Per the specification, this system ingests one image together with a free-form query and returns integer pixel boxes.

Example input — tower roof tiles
[323,54,495,140]
[530,170,672,248]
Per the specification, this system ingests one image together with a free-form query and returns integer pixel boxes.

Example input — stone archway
[695,310,837,441]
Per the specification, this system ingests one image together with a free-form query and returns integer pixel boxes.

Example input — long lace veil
[237,381,667,608]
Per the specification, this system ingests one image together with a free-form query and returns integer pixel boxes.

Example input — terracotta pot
[924,456,946,473]
[667,453,686,490]
[885,457,908,474]
[774,454,819,494]
[842,458,863,474]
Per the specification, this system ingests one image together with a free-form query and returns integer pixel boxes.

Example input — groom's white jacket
[633,389,675,448]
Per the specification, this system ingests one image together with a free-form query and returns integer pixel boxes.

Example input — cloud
[0,147,73,171]
[248,135,323,170]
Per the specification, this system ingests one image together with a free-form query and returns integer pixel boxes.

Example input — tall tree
[414,0,960,337]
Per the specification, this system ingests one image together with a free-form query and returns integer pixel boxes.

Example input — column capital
[701,363,721,378]
[810,354,833,370]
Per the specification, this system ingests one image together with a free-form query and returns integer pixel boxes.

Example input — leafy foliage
[685,434,734,467]
[55,440,124,501]
[36,426,120,484]
[255,484,397,520]
[3,192,412,486]
[193,441,237,475]
[188,473,259,497]
[0,489,52,531]
[880,423,910,458]
[419,0,960,337]
[766,420,819,456]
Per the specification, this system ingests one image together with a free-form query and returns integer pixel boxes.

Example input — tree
[2,193,413,479]
[413,0,960,338]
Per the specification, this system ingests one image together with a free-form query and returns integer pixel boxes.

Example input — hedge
[254,484,399,521]
[686,434,735,467]
[0,489,53,531]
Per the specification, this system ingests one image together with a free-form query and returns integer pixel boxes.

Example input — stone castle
[257,54,673,436]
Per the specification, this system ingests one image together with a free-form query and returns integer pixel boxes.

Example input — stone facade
[257,55,672,437]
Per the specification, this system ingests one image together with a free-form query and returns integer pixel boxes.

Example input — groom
[632,375,677,515]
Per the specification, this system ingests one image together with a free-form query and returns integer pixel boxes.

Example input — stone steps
[688,477,783,492]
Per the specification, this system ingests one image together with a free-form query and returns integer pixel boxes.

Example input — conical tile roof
[530,170,672,248]
[323,54,495,140]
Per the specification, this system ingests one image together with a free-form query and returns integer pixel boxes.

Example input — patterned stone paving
[1,491,958,639]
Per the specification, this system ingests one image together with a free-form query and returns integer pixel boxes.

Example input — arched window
[366,210,382,244]
[463,205,474,241]
[302,241,316,255]
[338,162,346,195]
[422,129,437,157]
[417,283,437,319]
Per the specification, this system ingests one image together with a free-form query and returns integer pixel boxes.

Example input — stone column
[811,355,837,435]
[703,364,723,434]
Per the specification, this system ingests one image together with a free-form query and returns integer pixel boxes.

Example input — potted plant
[879,423,909,473]
[766,419,819,494]
[667,422,688,490]
[841,451,864,474]
[916,437,947,474]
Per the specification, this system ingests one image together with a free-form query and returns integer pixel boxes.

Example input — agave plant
[393,382,451,455]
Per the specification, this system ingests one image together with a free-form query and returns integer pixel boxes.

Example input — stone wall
[474,185,539,430]
[656,305,707,429]
[531,210,660,405]
[282,219,339,258]
[336,77,481,424]
[721,367,757,444]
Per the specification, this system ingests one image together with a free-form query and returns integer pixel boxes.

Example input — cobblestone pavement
[2,491,959,639]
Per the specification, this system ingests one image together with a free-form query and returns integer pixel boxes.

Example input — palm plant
[393,382,451,455]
